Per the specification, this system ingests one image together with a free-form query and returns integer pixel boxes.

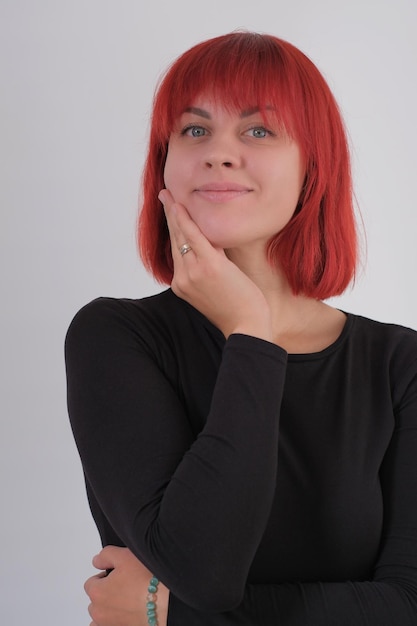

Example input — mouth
[194,182,252,203]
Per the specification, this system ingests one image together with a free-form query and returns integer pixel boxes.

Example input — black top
[65,289,417,625]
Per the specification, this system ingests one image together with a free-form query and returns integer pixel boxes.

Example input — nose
[206,159,233,168]
[204,136,241,169]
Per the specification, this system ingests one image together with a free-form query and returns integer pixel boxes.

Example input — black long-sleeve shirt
[65,289,417,624]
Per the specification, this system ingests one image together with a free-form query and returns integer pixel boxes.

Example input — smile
[194,183,252,203]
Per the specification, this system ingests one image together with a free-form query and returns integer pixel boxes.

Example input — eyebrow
[184,107,212,119]
[183,106,268,119]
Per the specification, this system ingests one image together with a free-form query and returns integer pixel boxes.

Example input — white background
[1,0,416,623]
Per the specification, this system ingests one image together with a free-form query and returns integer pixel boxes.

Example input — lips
[194,182,252,203]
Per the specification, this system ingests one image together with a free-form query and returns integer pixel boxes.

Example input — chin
[208,237,242,250]
[191,219,239,249]
[200,229,256,251]
[187,208,239,245]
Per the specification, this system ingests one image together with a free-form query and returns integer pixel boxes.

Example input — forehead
[180,95,277,120]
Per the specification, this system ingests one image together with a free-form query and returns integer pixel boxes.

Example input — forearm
[167,578,417,626]
[103,336,285,610]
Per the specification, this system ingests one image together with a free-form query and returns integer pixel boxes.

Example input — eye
[247,126,271,139]
[182,125,207,137]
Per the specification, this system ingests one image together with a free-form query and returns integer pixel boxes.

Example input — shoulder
[349,313,417,410]
[66,289,182,335]
[350,313,417,362]
[64,289,219,361]
[65,290,179,353]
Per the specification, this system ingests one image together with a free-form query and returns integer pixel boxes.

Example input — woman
[65,32,417,625]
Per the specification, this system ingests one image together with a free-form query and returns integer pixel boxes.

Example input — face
[163,96,305,252]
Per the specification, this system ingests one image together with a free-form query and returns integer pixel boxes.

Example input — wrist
[230,314,273,343]
[156,584,169,625]
[146,576,160,625]
[146,576,169,626]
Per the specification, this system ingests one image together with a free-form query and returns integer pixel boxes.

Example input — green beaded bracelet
[146,576,159,626]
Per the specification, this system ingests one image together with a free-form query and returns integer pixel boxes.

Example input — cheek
[163,151,188,202]
[273,152,305,204]
[162,150,174,189]
[294,148,306,195]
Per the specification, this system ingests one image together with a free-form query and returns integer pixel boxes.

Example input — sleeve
[65,298,288,612]
[167,356,417,625]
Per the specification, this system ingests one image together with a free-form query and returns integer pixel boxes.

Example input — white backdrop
[1,0,416,623]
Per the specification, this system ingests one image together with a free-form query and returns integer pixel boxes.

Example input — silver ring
[179,243,192,256]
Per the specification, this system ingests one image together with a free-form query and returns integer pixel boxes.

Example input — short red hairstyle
[138,32,358,299]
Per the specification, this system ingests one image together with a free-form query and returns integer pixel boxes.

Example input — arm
[67,303,286,610]
[82,358,417,625]
[66,306,286,612]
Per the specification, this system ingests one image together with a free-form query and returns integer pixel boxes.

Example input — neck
[225,245,332,349]
[226,245,315,316]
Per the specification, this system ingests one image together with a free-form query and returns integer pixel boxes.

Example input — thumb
[92,545,127,570]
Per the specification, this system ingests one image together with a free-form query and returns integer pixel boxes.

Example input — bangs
[153,32,306,143]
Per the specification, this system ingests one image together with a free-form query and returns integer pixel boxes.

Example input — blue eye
[250,127,268,138]
[183,125,206,137]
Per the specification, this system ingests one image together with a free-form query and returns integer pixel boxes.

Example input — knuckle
[173,275,188,294]
[88,604,102,623]
[88,602,107,625]
[206,257,221,275]
[87,582,101,603]
[194,260,215,281]
[187,266,201,283]
[84,577,92,595]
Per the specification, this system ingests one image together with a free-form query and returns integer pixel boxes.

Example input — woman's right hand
[159,189,273,342]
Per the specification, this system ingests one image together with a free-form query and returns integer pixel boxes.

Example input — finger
[84,572,108,597]
[159,189,181,244]
[159,190,215,260]
[173,203,222,262]
[92,545,127,570]
[88,603,94,618]
[159,189,190,254]
[158,188,174,208]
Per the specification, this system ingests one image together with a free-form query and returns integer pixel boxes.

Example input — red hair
[138,32,358,299]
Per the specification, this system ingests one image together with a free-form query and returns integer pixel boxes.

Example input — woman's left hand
[84,545,169,626]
